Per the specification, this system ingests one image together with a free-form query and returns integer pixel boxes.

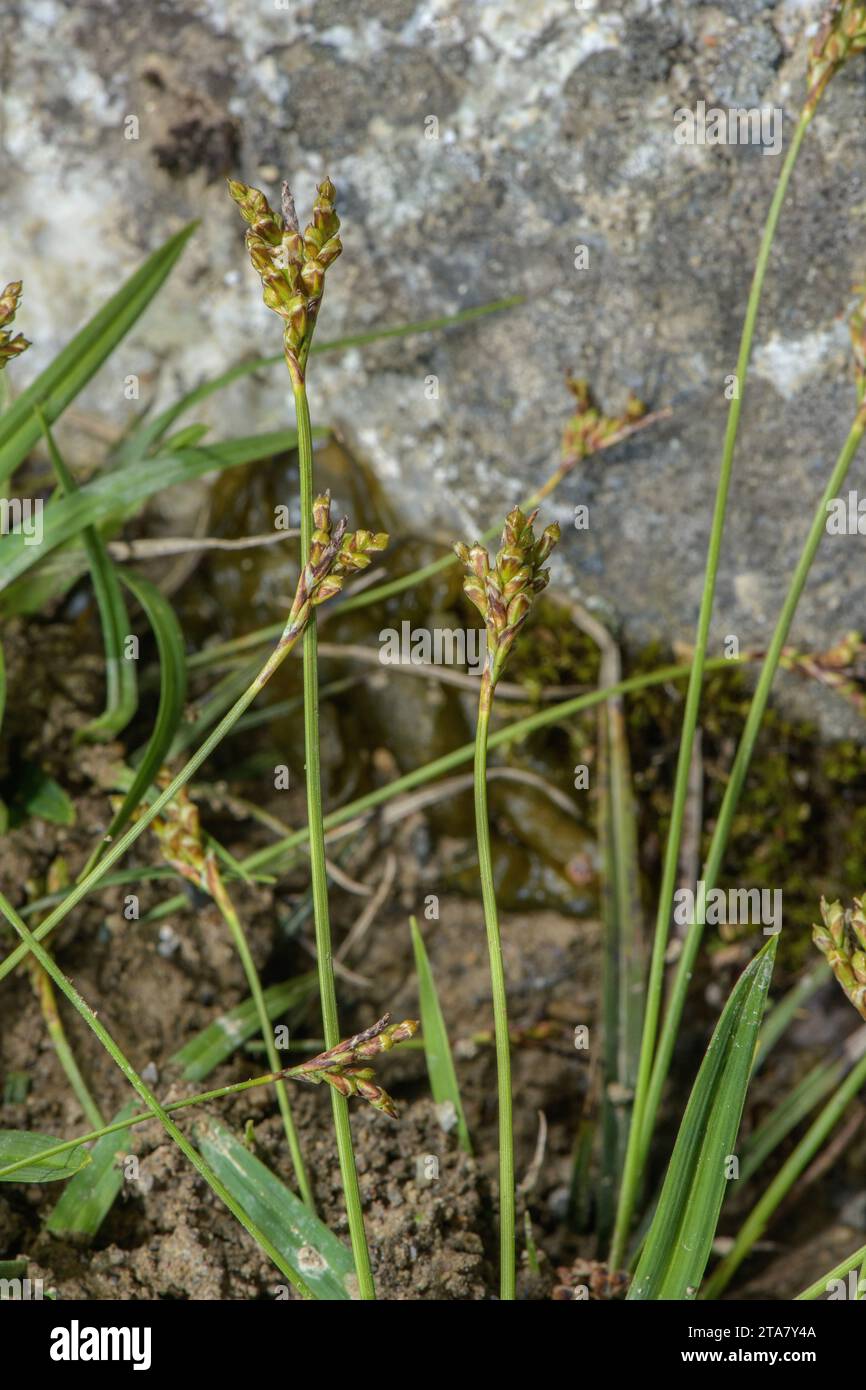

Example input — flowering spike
[807,2,866,111]
[561,378,647,464]
[0,281,30,371]
[283,1014,419,1117]
[284,491,389,631]
[454,508,560,684]
[227,175,342,381]
[813,895,866,1019]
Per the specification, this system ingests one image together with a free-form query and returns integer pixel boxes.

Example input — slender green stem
[608,107,812,1270]
[797,1242,866,1301]
[641,404,866,1185]
[0,890,315,1299]
[30,962,104,1131]
[703,1046,866,1298]
[474,671,515,1300]
[292,379,375,1301]
[207,865,314,1209]
[0,1071,284,1181]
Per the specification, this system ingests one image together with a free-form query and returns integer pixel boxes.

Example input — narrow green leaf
[0,430,307,597]
[0,637,5,734]
[195,1116,353,1299]
[627,937,777,1301]
[38,411,137,741]
[0,224,197,485]
[45,1102,138,1238]
[0,1130,91,1182]
[597,653,645,1244]
[796,1241,866,1301]
[171,975,318,1082]
[95,570,187,852]
[409,916,471,1154]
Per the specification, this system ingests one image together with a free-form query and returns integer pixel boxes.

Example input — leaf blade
[98,570,188,850]
[195,1116,353,1300]
[45,1102,139,1238]
[0,431,306,597]
[0,1130,91,1183]
[409,916,471,1153]
[0,224,197,484]
[627,937,777,1301]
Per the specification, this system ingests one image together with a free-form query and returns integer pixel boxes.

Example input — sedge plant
[455,507,560,1299]
[227,174,378,1297]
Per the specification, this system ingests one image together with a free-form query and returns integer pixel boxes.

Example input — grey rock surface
[2,0,866,730]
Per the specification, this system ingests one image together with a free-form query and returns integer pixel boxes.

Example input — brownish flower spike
[0,281,30,370]
[284,490,388,634]
[283,1014,420,1118]
[561,377,647,464]
[455,506,560,687]
[227,176,341,382]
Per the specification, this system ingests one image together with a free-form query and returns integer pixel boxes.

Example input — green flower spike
[227,176,342,384]
[454,506,560,689]
[813,895,866,1020]
[0,281,30,370]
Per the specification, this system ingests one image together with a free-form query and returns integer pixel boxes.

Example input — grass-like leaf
[92,569,187,856]
[195,1116,353,1299]
[171,975,318,1082]
[627,936,777,1301]
[409,915,471,1154]
[0,1130,91,1182]
[39,411,138,741]
[45,1102,138,1238]
[0,224,197,486]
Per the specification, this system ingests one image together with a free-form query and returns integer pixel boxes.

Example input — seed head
[0,281,30,371]
[294,490,388,614]
[813,895,866,1019]
[779,631,866,715]
[561,377,647,464]
[140,779,209,891]
[227,176,342,379]
[807,2,866,111]
[455,507,560,684]
[284,1014,420,1117]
